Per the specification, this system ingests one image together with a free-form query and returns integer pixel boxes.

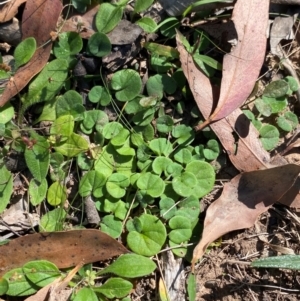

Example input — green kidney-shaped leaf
[53,32,83,58]
[152,156,173,175]
[111,69,142,101]
[24,133,50,182]
[56,90,85,119]
[47,181,67,206]
[159,197,177,220]
[106,173,130,199]
[172,124,195,145]
[168,216,192,244]
[93,277,132,298]
[284,76,299,92]
[23,260,60,287]
[87,32,111,57]
[88,85,111,105]
[98,253,156,278]
[3,268,38,296]
[127,214,166,256]
[95,3,123,33]
[14,37,36,68]
[185,161,215,198]
[100,215,123,239]
[79,170,107,198]
[263,80,289,98]
[259,124,280,151]
[175,195,200,222]
[203,139,220,161]
[137,173,165,198]
[29,178,48,206]
[149,138,173,156]
[277,112,298,132]
[172,171,197,197]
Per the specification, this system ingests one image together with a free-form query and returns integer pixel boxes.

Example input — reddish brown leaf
[177,34,270,172]
[0,229,129,277]
[192,164,300,270]
[196,0,269,129]
[0,0,27,23]
[60,5,99,39]
[0,0,62,106]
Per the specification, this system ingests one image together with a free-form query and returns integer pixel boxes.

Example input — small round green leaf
[111,69,142,101]
[87,32,111,57]
[259,124,280,151]
[156,115,174,133]
[172,124,195,145]
[277,112,298,132]
[101,215,123,239]
[160,197,177,220]
[185,161,215,198]
[152,156,173,175]
[53,32,83,58]
[88,85,111,105]
[106,173,130,199]
[149,138,173,156]
[168,216,192,244]
[79,170,107,198]
[263,80,289,98]
[203,139,220,161]
[127,214,166,256]
[137,172,165,198]
[172,171,197,197]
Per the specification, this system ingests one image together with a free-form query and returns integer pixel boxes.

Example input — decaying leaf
[0,0,62,106]
[192,164,300,270]
[177,34,270,172]
[0,229,129,276]
[0,0,27,23]
[195,0,269,129]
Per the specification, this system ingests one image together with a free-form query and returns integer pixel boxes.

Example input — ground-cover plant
[243,77,299,150]
[0,0,227,299]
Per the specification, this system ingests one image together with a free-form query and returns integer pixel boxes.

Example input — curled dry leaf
[0,0,62,106]
[177,33,270,172]
[196,0,269,129]
[0,229,129,277]
[192,164,300,270]
[0,0,27,23]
